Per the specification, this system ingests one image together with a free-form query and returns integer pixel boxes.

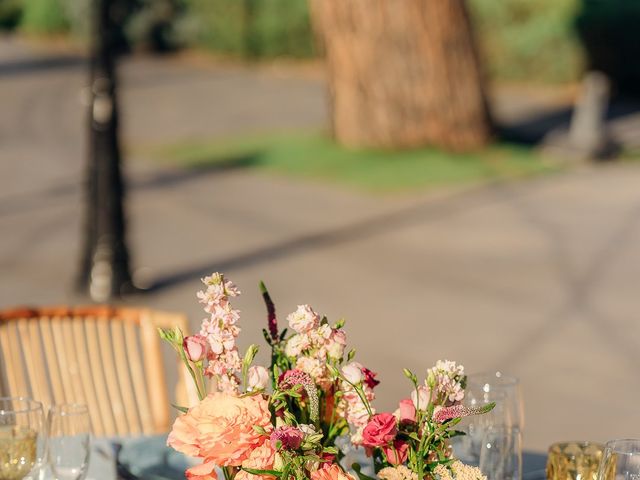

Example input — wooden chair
[0,306,198,436]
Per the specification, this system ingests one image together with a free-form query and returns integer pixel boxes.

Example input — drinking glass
[47,404,91,480]
[479,426,523,480]
[0,397,46,480]
[596,439,640,480]
[459,372,524,465]
[547,441,604,480]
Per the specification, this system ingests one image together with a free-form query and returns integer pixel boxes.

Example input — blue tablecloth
[78,435,547,480]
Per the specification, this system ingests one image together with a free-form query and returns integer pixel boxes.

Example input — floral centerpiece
[159,273,494,480]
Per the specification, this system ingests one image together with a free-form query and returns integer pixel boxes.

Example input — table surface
[64,436,547,480]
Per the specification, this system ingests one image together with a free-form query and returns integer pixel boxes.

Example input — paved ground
[2,36,640,451]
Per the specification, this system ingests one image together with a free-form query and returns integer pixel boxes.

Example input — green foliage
[0,0,23,30]
[20,0,69,34]
[468,0,583,82]
[151,132,557,194]
[176,0,314,58]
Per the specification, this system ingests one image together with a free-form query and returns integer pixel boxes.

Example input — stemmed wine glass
[0,397,46,480]
[597,439,640,480]
[47,404,91,480]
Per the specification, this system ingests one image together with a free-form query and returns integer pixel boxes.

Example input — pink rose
[311,464,356,480]
[248,365,270,391]
[398,398,416,423]
[168,392,272,466]
[270,426,305,450]
[382,440,409,465]
[183,335,208,362]
[362,413,397,447]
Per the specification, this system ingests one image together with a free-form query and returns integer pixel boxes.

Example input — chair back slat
[84,317,117,436]
[0,306,190,437]
[71,319,105,436]
[96,319,129,436]
[51,317,78,404]
[111,321,142,435]
[0,323,24,397]
[61,318,87,405]
[17,319,45,404]
[124,321,155,434]
[140,311,170,433]
[39,317,67,404]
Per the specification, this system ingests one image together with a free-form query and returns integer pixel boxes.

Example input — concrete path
[2,36,640,451]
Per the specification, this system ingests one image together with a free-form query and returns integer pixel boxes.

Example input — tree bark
[309,0,492,151]
[77,0,134,301]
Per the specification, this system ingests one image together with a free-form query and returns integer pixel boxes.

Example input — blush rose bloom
[235,441,276,480]
[248,366,270,391]
[167,392,272,467]
[362,413,398,447]
[184,335,208,362]
[398,399,416,423]
[382,440,409,465]
[311,464,356,480]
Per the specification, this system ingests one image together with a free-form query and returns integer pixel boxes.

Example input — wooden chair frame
[0,306,197,436]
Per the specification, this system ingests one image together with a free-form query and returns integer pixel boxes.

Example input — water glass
[597,439,640,480]
[547,441,604,480]
[0,397,46,480]
[459,372,524,464]
[479,426,523,480]
[47,404,91,480]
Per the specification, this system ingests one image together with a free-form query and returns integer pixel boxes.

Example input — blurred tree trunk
[309,0,492,151]
[77,0,134,301]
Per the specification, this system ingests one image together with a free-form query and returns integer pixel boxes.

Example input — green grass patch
[150,132,558,194]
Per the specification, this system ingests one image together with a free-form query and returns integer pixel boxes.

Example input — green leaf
[334,318,345,329]
[242,468,282,477]
[352,463,378,480]
[171,403,189,414]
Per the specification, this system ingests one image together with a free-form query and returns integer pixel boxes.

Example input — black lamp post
[77,0,134,301]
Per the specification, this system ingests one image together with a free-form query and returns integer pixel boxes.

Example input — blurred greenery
[0,0,581,83]
[149,132,557,193]
[3,0,639,88]
[19,0,69,34]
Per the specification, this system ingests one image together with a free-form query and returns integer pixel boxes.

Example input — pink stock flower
[184,335,208,362]
[398,398,416,423]
[382,440,409,465]
[326,329,347,360]
[428,360,465,405]
[167,392,271,467]
[310,464,356,480]
[270,426,305,450]
[286,305,320,333]
[362,413,397,447]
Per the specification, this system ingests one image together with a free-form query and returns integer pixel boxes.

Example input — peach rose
[168,392,272,467]
[311,464,356,480]
[236,440,277,480]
